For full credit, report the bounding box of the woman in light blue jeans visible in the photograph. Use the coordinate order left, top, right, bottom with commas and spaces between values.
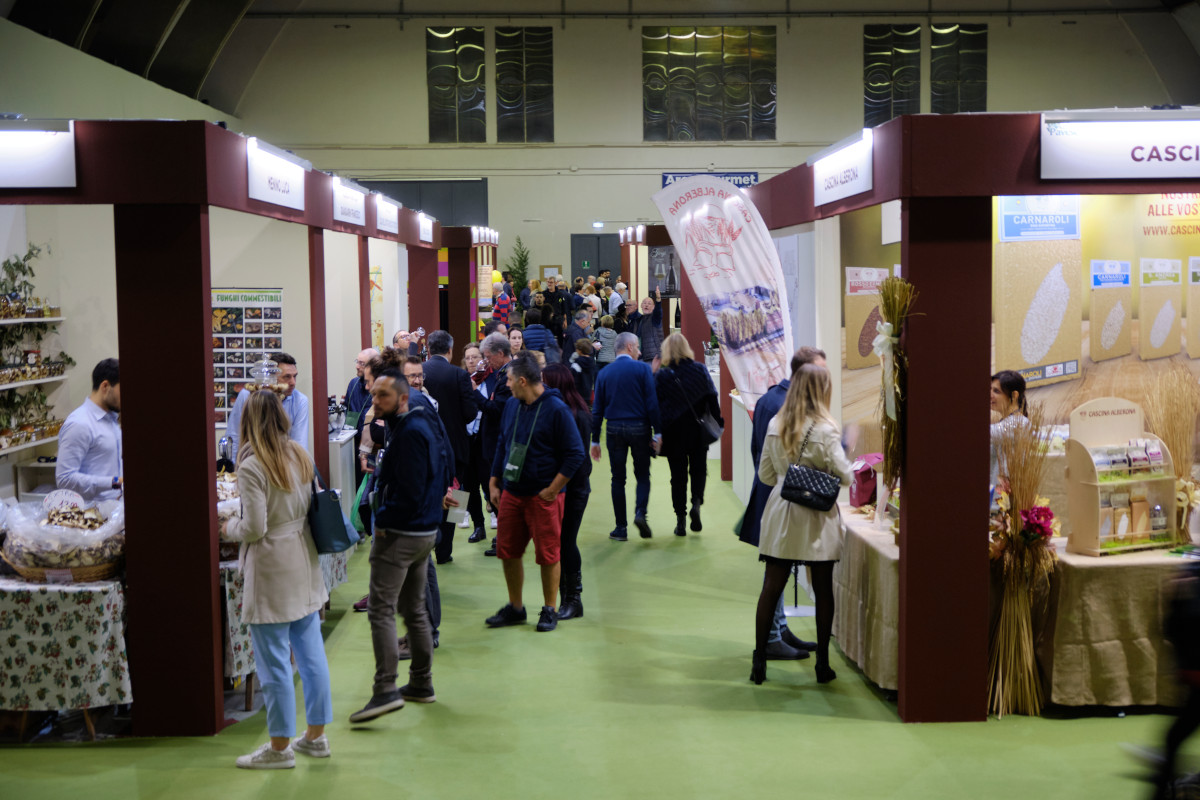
224, 390, 333, 769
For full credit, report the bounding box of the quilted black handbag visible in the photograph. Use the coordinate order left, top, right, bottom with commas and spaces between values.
780, 422, 841, 512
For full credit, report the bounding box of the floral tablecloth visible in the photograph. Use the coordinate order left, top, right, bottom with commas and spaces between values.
0, 578, 132, 711
218, 562, 254, 679
319, 548, 352, 595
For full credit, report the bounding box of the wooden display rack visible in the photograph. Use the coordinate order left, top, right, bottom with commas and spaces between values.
1065, 397, 1176, 556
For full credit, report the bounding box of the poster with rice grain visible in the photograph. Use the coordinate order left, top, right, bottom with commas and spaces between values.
1189, 257, 1200, 359
1088, 260, 1132, 361
1139, 258, 1182, 360
844, 267, 888, 369
211, 288, 285, 425
994, 237, 1082, 387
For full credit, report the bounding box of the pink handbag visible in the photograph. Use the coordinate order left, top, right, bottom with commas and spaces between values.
849, 453, 884, 507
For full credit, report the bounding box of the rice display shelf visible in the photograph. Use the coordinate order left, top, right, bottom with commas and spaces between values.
1065, 396, 1176, 557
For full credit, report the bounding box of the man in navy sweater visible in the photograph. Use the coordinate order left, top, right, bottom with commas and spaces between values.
352, 368, 457, 722
487, 353, 585, 633
590, 332, 663, 540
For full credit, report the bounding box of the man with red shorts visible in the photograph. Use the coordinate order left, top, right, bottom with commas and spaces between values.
486, 352, 585, 632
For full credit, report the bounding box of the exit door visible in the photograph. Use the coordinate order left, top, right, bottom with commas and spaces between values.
570, 234, 620, 279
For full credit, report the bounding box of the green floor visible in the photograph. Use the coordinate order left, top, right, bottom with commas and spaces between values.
0, 454, 1180, 799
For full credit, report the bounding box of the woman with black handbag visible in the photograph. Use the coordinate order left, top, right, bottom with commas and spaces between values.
751, 363, 852, 687
654, 334, 724, 537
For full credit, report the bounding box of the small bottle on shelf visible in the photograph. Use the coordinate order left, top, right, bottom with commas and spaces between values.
1151, 504, 1168, 532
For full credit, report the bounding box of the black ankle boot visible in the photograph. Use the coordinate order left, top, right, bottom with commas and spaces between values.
750, 650, 767, 684
557, 571, 584, 620
674, 515, 687, 536
815, 660, 837, 684
689, 505, 702, 532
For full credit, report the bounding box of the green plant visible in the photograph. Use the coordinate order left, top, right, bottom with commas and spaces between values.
505, 236, 531, 312
54, 350, 76, 368
0, 243, 43, 301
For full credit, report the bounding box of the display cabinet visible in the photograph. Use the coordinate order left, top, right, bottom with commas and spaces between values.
1066, 397, 1176, 556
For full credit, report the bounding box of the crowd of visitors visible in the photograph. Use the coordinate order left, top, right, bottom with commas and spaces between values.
225, 270, 856, 770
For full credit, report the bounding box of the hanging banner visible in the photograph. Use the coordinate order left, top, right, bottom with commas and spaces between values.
652, 176, 793, 411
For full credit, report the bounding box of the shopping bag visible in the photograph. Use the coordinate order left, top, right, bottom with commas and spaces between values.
350, 474, 370, 533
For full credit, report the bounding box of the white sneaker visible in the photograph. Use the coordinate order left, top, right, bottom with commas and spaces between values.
236, 742, 295, 769
457, 516, 471, 529
490, 512, 498, 530
292, 734, 331, 758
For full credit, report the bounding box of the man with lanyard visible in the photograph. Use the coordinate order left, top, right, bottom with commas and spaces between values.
478, 332, 514, 556
227, 352, 309, 461
57, 358, 123, 502
486, 353, 584, 633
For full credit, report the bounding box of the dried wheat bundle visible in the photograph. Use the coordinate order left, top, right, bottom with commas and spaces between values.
1143, 363, 1200, 544
877, 276, 917, 491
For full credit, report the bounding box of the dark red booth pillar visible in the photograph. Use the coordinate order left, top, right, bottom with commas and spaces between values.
898, 196, 991, 722
115, 204, 224, 736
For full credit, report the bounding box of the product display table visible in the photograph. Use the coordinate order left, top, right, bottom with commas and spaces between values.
832, 510, 899, 691
833, 506, 1183, 707
1040, 548, 1181, 707
0, 577, 131, 735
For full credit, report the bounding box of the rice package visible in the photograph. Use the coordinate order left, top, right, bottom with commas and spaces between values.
994, 238, 1082, 387
844, 267, 888, 370
1189, 257, 1200, 359
1138, 258, 1182, 360
1089, 260, 1132, 361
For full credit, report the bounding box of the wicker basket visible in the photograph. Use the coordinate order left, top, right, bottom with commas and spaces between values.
0, 552, 121, 583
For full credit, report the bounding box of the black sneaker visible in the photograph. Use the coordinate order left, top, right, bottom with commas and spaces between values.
348, 689, 405, 723
399, 683, 436, 703
486, 603, 527, 627
484, 537, 498, 557
467, 526, 487, 543
634, 514, 652, 538
609, 527, 628, 541
536, 606, 558, 632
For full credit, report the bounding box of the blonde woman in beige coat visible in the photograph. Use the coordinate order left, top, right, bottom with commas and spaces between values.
752, 364, 853, 687
223, 390, 331, 770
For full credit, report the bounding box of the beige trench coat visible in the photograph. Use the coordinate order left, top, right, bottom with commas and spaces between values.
224, 454, 327, 624
757, 416, 854, 562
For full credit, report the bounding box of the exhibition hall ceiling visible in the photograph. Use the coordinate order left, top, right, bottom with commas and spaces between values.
3, 0, 1199, 114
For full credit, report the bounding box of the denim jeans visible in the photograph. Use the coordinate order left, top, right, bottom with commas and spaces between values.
248, 611, 333, 737
605, 421, 652, 528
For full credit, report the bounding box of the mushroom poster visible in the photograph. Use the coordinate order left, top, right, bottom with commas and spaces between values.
211, 288, 284, 425
651, 176, 793, 411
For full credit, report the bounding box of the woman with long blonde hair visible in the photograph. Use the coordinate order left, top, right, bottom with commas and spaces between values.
752, 363, 852, 686
223, 389, 332, 769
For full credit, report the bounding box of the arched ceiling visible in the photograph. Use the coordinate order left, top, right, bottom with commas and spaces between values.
5, 0, 1200, 114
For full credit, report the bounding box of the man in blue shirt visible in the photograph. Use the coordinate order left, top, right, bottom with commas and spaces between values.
590, 333, 662, 540
227, 352, 310, 461
345, 348, 379, 418
57, 358, 123, 502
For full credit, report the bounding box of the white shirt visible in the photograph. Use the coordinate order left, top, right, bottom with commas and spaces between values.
227, 387, 310, 461
609, 292, 624, 314
56, 397, 123, 502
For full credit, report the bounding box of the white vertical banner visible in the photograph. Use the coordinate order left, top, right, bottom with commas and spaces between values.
652, 176, 794, 411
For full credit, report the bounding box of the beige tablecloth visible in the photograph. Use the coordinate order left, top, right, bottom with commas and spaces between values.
833, 504, 1183, 706
1040, 549, 1181, 707
832, 511, 899, 691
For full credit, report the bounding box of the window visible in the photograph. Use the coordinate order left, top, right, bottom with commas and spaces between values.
496, 27, 554, 143
931, 23, 987, 115
863, 24, 921, 128
643, 26, 776, 142
427, 26, 486, 143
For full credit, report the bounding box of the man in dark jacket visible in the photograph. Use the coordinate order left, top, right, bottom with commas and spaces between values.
590, 333, 662, 541
626, 288, 664, 364
739, 345, 826, 661
479, 332, 515, 556
422, 330, 481, 564
486, 353, 585, 633
351, 369, 456, 722
541, 274, 573, 344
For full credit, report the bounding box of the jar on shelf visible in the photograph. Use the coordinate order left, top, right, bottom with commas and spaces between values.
24, 298, 42, 319
46, 302, 61, 318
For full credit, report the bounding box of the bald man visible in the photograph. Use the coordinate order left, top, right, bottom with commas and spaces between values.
346, 348, 380, 417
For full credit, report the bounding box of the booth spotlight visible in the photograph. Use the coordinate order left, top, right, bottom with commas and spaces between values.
635, 224, 646, 244
592, 221, 604, 229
